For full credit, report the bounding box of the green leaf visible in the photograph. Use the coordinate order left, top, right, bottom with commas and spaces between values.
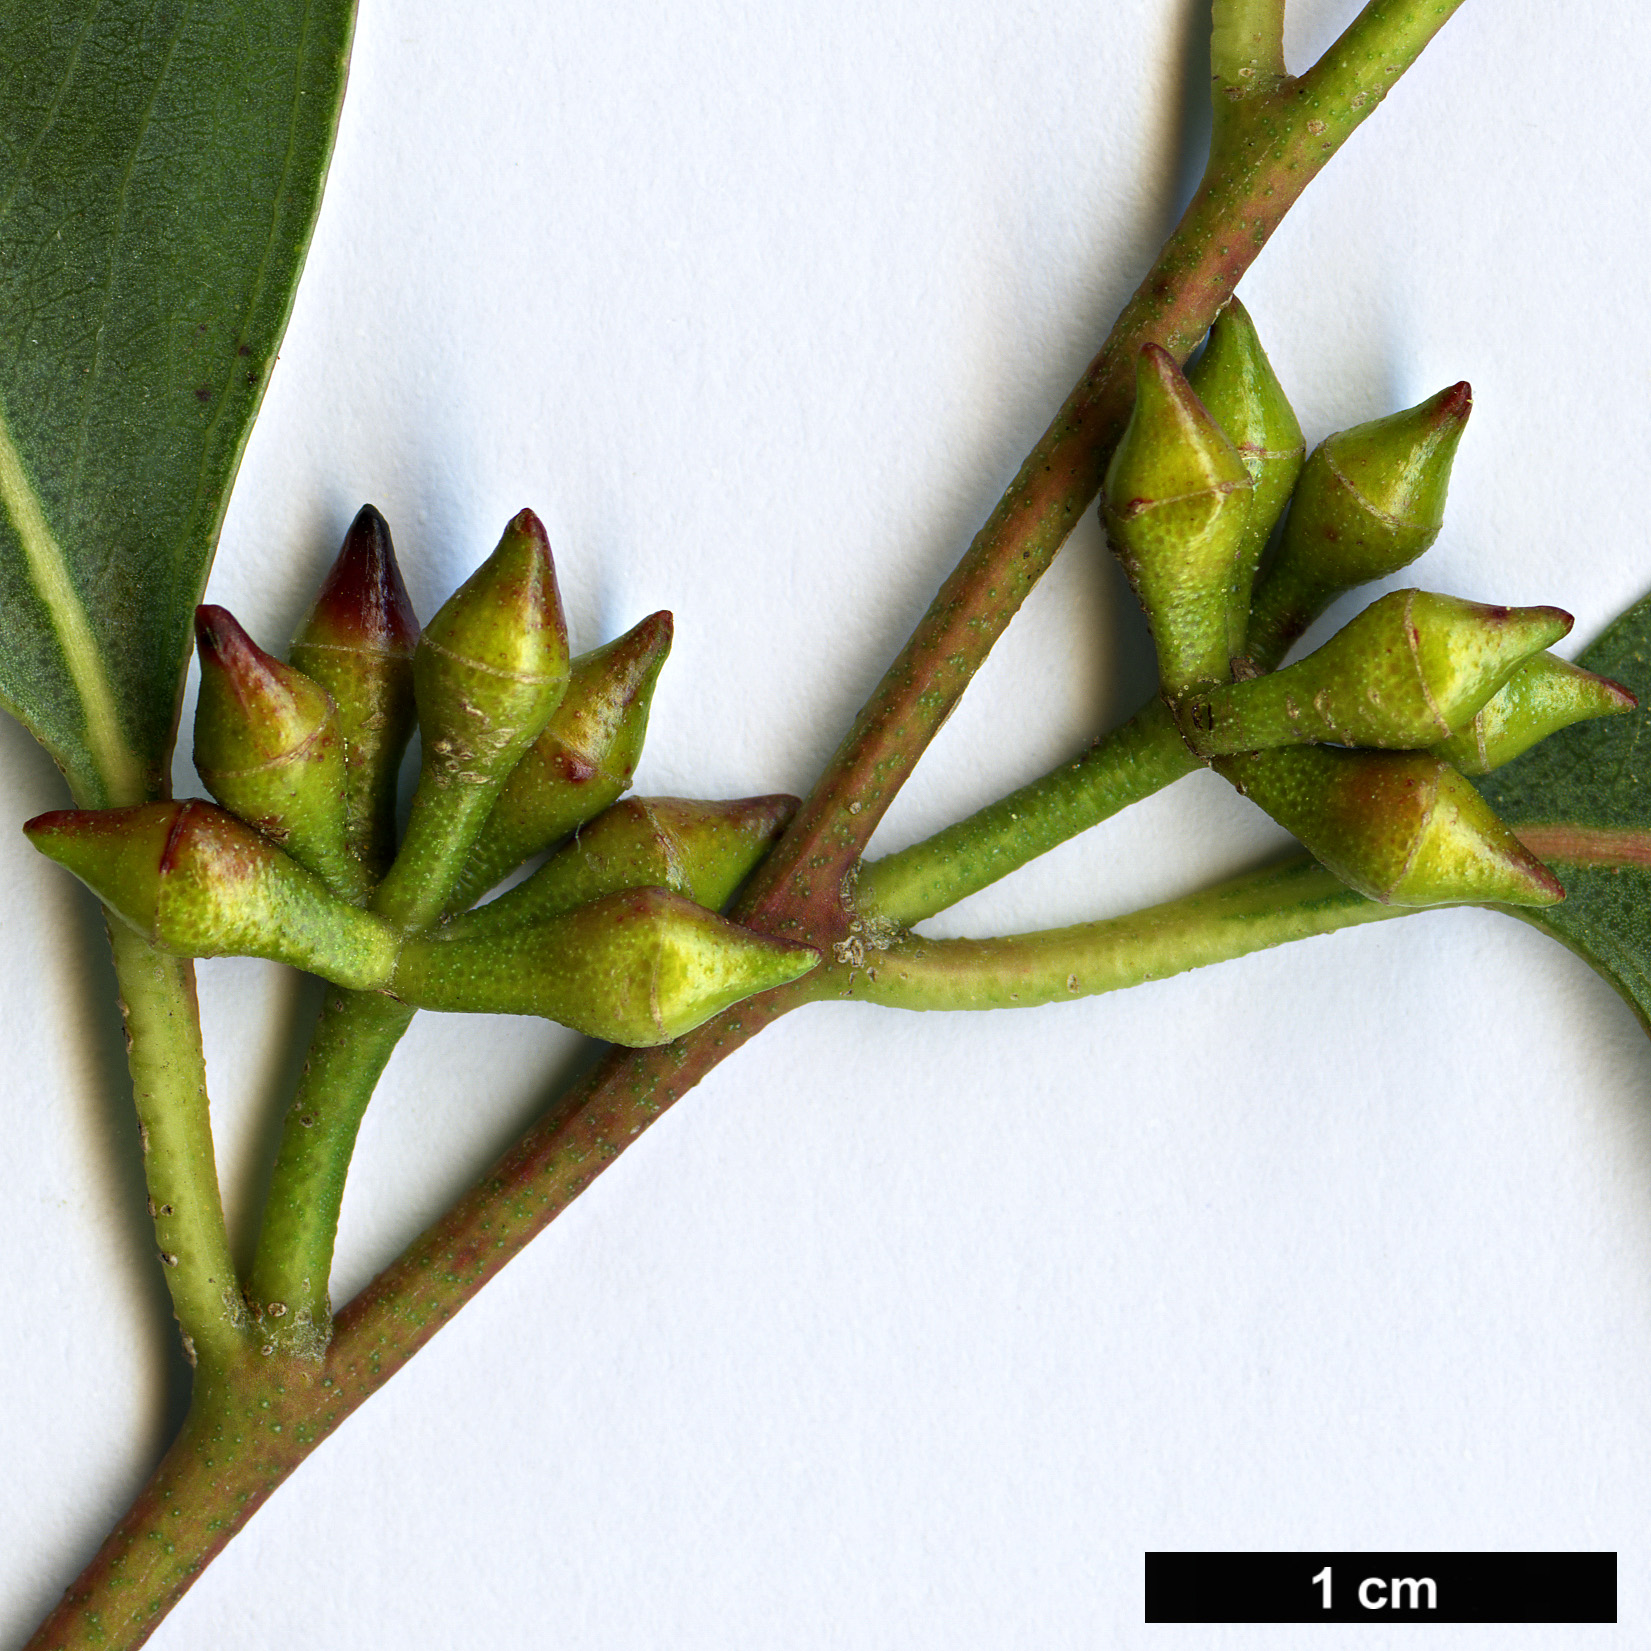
1478, 587, 1651, 1031
0, 0, 356, 807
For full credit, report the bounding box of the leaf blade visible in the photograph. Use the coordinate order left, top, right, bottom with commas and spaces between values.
1478, 587, 1651, 1032
0, 0, 357, 805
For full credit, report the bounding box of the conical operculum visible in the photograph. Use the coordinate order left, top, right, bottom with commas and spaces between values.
413, 508, 570, 779
1433, 652, 1639, 775
289, 505, 420, 879
378, 510, 572, 930
447, 793, 796, 939
1244, 382, 1472, 670
447, 610, 672, 911
1217, 747, 1564, 907
1185, 591, 1572, 756
194, 606, 365, 901
393, 888, 818, 1045
1185, 299, 1304, 658
23, 801, 400, 986
1102, 343, 1253, 697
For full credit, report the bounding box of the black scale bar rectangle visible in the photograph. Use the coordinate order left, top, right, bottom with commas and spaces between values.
1144, 1552, 1615, 1623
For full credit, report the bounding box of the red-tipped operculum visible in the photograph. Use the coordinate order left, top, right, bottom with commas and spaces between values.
1217, 746, 1564, 907
1243, 382, 1472, 670
194, 605, 364, 900
445, 609, 673, 911
1185, 591, 1573, 756
24, 801, 399, 985
289, 505, 421, 880
1433, 652, 1639, 775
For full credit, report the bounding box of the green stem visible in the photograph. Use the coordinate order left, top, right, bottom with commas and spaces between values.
371, 784, 494, 933
246, 728, 536, 1332
1210, 0, 1288, 99
246, 990, 415, 1352
245, 741, 509, 1345
21, 1350, 319, 1651
1298, 1, 1469, 116
104, 925, 247, 1369
858, 697, 1199, 927
845, 854, 1401, 1011
736, 0, 1468, 945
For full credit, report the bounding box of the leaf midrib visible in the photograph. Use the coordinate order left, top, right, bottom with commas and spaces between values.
0, 392, 139, 801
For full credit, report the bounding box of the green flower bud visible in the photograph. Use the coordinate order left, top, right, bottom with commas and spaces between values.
447, 610, 672, 911
414, 507, 571, 776
289, 505, 420, 881
1102, 343, 1253, 696
1244, 382, 1472, 670
376, 509, 571, 930
1433, 652, 1638, 776
193, 605, 366, 902
1185, 590, 1572, 756
447, 793, 796, 940
24, 801, 400, 986
393, 888, 818, 1045
1217, 746, 1563, 907
1185, 298, 1304, 658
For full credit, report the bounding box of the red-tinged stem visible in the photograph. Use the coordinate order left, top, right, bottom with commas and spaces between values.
321, 993, 808, 1365
22, 977, 826, 1651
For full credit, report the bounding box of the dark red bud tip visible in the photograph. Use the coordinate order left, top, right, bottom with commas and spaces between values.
506, 507, 551, 550
23, 808, 80, 839
1603, 677, 1639, 711
306, 505, 419, 653
596, 610, 674, 708
1528, 858, 1567, 904
196, 604, 272, 678
1437, 381, 1472, 424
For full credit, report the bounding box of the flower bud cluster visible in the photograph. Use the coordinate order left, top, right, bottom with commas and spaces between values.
1100, 303, 1636, 908
26, 508, 816, 1044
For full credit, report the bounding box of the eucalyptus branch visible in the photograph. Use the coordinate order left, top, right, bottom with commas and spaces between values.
20, 996, 804, 1651
737, 0, 1468, 944
14, 4, 1508, 1644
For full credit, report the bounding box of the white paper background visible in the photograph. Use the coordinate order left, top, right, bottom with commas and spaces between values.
3, 1, 1649, 1645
